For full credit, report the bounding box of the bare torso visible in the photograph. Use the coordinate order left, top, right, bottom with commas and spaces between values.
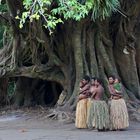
91, 85, 104, 100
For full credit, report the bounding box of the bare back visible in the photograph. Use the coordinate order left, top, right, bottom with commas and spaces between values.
93, 85, 104, 100
89, 85, 96, 97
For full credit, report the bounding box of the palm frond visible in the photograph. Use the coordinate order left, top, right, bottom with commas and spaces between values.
91, 0, 120, 20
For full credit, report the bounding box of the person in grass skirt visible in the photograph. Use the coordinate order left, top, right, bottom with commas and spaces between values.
108, 76, 129, 130
75, 75, 90, 128
87, 78, 110, 131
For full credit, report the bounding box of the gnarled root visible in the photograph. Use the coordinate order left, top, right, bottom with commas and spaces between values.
47, 109, 75, 123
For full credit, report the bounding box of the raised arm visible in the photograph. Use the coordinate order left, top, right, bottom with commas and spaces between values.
91, 88, 97, 99
79, 81, 84, 88
79, 84, 90, 94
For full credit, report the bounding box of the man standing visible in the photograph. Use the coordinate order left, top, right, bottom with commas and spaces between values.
108, 76, 129, 130
75, 75, 90, 128
87, 78, 110, 131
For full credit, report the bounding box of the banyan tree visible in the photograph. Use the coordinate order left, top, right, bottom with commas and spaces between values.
0, 0, 140, 121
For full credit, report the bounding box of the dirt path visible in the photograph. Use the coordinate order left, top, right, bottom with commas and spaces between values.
0, 109, 140, 140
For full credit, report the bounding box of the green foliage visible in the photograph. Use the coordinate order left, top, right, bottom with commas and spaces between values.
17, 0, 120, 33
7, 81, 15, 98
0, 26, 4, 48
51, 0, 93, 21
0, 3, 7, 12
16, 0, 63, 34
90, 0, 120, 20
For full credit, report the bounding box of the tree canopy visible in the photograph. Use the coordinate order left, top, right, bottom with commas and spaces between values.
15, 0, 120, 33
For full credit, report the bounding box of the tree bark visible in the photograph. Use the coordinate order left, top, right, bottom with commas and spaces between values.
0, 0, 140, 121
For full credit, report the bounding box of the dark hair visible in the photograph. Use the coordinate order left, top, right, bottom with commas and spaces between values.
108, 75, 115, 80
83, 75, 90, 82
96, 78, 102, 84
115, 77, 121, 82
91, 77, 97, 81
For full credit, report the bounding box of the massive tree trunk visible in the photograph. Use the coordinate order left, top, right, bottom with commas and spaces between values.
0, 0, 140, 121
0, 78, 8, 105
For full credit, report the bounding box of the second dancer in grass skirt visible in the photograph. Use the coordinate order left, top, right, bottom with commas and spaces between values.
87, 78, 110, 131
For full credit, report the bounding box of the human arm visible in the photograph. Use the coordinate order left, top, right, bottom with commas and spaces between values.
108, 85, 115, 95
91, 88, 97, 99
79, 81, 84, 88
115, 89, 121, 93
79, 84, 90, 94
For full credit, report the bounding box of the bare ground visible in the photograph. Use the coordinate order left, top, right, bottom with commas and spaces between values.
0, 107, 140, 140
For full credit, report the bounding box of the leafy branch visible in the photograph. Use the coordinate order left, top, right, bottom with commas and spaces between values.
15, 0, 120, 33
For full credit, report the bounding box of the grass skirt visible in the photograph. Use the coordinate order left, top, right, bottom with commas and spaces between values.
87, 100, 110, 130
75, 98, 87, 128
87, 98, 92, 116
110, 98, 129, 130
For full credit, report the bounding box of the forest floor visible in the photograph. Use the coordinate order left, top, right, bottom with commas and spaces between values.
0, 107, 140, 140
